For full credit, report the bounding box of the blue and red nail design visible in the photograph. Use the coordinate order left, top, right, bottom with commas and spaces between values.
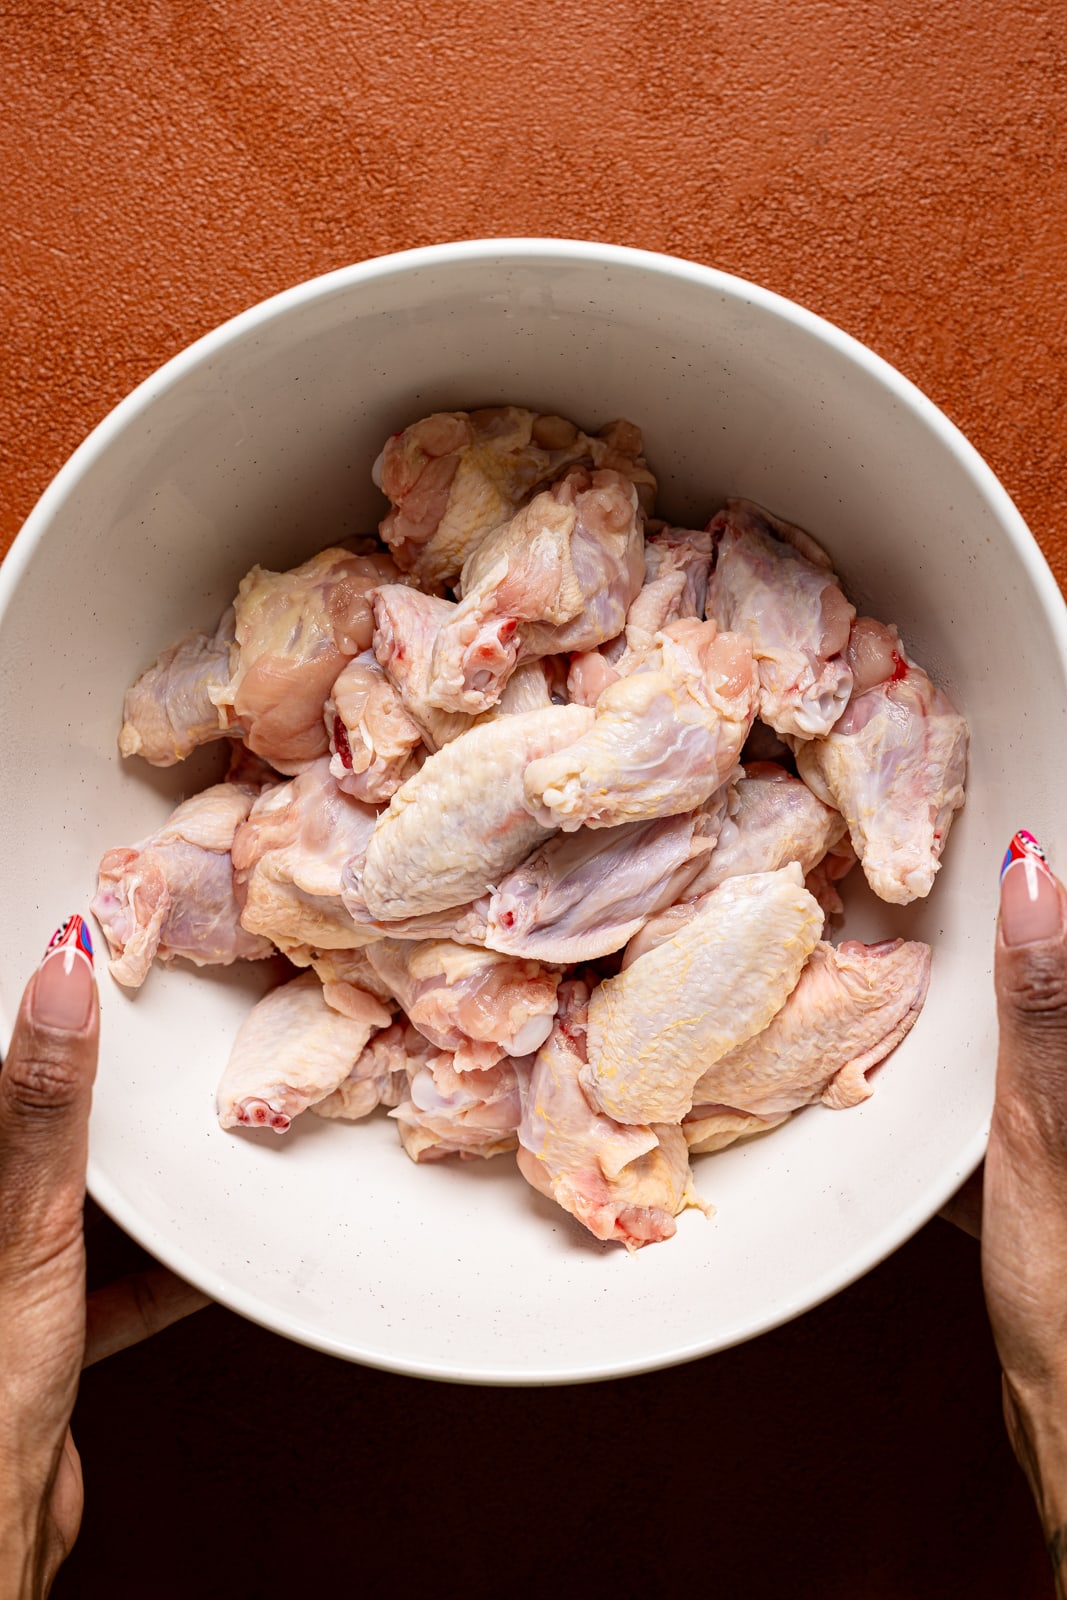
43, 914, 94, 968
1000, 830, 1051, 884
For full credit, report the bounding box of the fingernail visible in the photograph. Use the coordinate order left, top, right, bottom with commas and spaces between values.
1000, 832, 1063, 947
32, 916, 96, 1031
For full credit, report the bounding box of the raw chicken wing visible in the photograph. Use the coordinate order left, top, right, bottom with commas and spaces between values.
217, 971, 391, 1132
684, 762, 848, 898
232, 759, 378, 952
212, 545, 403, 772
795, 618, 968, 904
690, 936, 931, 1120
365, 938, 560, 1069
119, 608, 239, 766
524, 619, 756, 830
484, 792, 728, 964
705, 500, 854, 739
92, 782, 273, 988
326, 650, 424, 801
516, 981, 702, 1249
359, 704, 593, 919
583, 864, 824, 1124
427, 468, 646, 714
376, 407, 655, 590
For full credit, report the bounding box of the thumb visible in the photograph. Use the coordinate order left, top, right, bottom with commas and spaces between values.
994, 832, 1067, 1156
0, 916, 99, 1273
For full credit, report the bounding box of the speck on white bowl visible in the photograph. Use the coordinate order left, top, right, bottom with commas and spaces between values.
1, 240, 1064, 1384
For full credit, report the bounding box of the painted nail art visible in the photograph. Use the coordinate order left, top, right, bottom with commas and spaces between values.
33, 915, 96, 1030
42, 914, 95, 972
1000, 830, 1051, 882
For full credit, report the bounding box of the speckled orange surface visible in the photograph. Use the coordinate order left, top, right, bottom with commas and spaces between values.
3, 9, 1064, 1598
3, 1, 1066, 581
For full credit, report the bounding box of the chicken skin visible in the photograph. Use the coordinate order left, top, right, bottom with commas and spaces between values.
371, 585, 477, 751
217, 971, 391, 1132
566, 524, 713, 707
516, 981, 701, 1249
359, 704, 594, 919
427, 468, 646, 714
92, 782, 274, 988
705, 500, 855, 739
287, 945, 398, 1008
210, 545, 402, 773
365, 938, 560, 1069
376, 407, 655, 590
689, 936, 932, 1124
524, 619, 756, 831
339, 866, 490, 947
584, 864, 824, 1125
795, 618, 968, 904
484, 792, 728, 964
325, 650, 424, 802
232, 758, 378, 953
392, 1050, 527, 1162
684, 761, 848, 899
310, 1017, 422, 1122
119, 608, 240, 766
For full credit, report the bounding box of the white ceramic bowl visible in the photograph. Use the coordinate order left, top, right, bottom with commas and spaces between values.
2, 240, 1064, 1384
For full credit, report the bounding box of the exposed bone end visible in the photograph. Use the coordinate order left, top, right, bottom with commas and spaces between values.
230, 1097, 291, 1134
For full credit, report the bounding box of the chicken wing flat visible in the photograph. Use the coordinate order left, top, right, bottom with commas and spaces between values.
705, 499, 854, 739
689, 936, 931, 1123
359, 704, 593, 919
376, 407, 655, 590
216, 971, 392, 1133
524, 619, 756, 831
92, 781, 273, 988
484, 793, 728, 964
583, 864, 824, 1125
795, 618, 968, 904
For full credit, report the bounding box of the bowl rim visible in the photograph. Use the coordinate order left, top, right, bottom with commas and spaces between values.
4, 238, 1065, 1383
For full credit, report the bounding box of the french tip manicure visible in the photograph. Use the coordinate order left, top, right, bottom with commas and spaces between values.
999, 830, 1049, 884
32, 915, 96, 1030
1000, 833, 1062, 948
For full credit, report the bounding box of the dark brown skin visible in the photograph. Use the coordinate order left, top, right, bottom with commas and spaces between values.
944, 850, 1067, 1595
0, 940, 206, 1597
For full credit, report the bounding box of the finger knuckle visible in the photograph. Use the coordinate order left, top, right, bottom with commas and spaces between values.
1001, 947, 1067, 1025
2, 1042, 85, 1116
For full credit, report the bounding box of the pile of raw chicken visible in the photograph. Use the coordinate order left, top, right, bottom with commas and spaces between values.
92, 407, 968, 1251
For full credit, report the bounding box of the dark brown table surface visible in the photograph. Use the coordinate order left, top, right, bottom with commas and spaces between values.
3, 4, 1065, 1595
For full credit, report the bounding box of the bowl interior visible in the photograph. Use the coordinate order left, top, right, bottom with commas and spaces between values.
1, 242, 1062, 1382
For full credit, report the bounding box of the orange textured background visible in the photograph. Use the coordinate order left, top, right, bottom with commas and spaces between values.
3, 0, 1067, 579
3, 6, 1065, 1598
